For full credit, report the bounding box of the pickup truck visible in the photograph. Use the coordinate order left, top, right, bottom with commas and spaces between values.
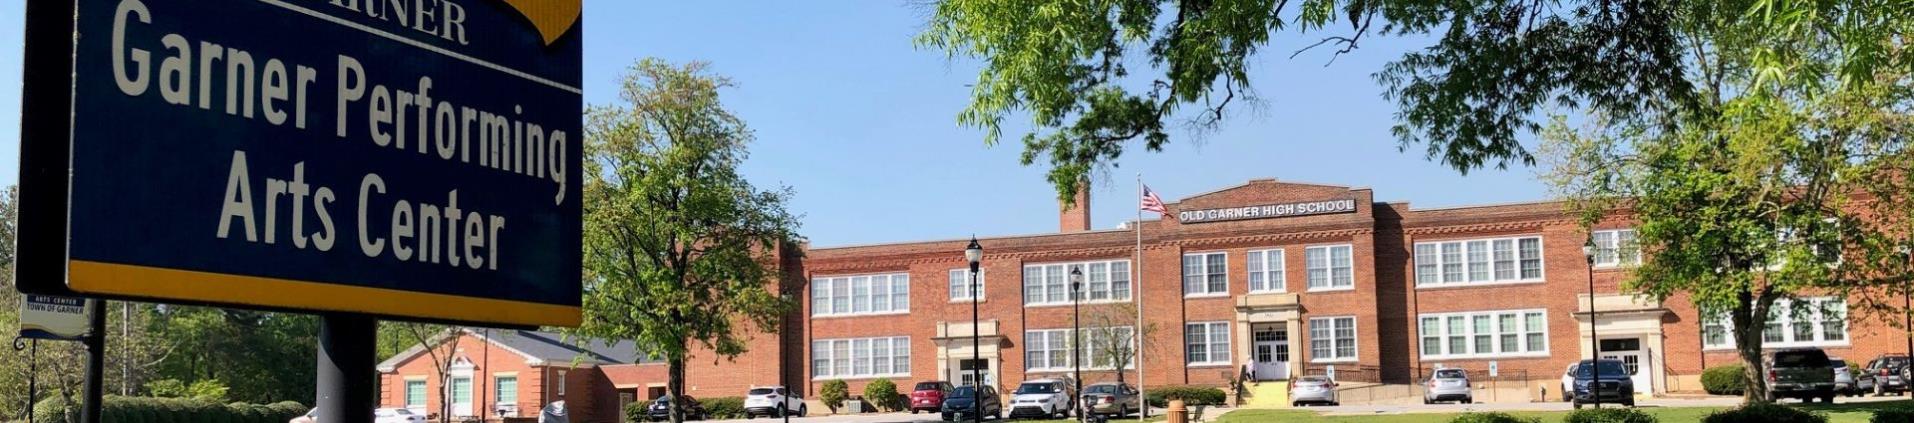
1767, 348, 1837, 403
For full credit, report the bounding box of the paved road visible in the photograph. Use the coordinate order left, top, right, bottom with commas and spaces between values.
1310, 394, 1907, 416
700, 410, 1161, 423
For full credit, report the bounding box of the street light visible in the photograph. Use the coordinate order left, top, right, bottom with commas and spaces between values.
965, 237, 984, 422
1583, 237, 1601, 409
1902, 246, 1912, 368
1070, 267, 1085, 422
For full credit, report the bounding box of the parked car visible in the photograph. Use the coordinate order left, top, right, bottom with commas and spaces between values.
1079, 382, 1141, 417
1766, 348, 1837, 403
1570, 359, 1635, 409
1009, 379, 1076, 419
743, 385, 806, 418
1290, 376, 1340, 407
910, 381, 956, 414
1559, 362, 1579, 402
1833, 358, 1858, 397
291, 408, 426, 423
940, 385, 1003, 422
1423, 368, 1473, 404
643, 395, 707, 421
1860, 354, 1910, 396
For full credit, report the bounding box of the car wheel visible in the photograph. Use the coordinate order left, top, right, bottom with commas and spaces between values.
1624, 400, 1636, 408
1877, 383, 1887, 396
1464, 397, 1473, 404
1292, 402, 1301, 407
799, 405, 808, 417
1423, 397, 1432, 405
1573, 402, 1584, 410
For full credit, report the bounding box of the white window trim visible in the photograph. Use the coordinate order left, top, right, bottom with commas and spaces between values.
1022, 259, 1134, 307
1024, 328, 1136, 372
1304, 244, 1356, 292
1702, 297, 1850, 351
810, 336, 912, 380
1416, 309, 1551, 360
1591, 229, 1642, 269
1183, 252, 1230, 297
1413, 236, 1547, 288
403, 376, 428, 410
1247, 248, 1287, 293
493, 373, 520, 406
949, 268, 986, 303
1308, 316, 1359, 363
1184, 321, 1233, 367
811, 273, 911, 317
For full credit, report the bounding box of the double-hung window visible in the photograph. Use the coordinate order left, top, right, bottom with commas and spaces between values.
1025, 327, 1136, 371
1703, 297, 1849, 349
1247, 249, 1286, 292
812, 336, 911, 379
1415, 236, 1544, 286
812, 274, 909, 316
1305, 245, 1353, 290
1308, 317, 1357, 362
404, 378, 426, 411
1417, 309, 1548, 359
948, 269, 984, 302
1182, 253, 1228, 296
1184, 322, 1231, 365
1023, 260, 1132, 306
1591, 229, 1641, 268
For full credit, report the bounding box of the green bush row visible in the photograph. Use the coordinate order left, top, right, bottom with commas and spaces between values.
1563, 408, 1658, 423
1873, 407, 1914, 423
1702, 402, 1826, 423
1450, 412, 1540, 423
33, 395, 304, 423
1143, 386, 1226, 408
1701, 364, 1747, 396
862, 379, 904, 412
702, 397, 744, 420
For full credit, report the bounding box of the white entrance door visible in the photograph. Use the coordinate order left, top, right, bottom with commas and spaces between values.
1252, 326, 1289, 381
1600, 338, 1650, 393
954, 358, 992, 387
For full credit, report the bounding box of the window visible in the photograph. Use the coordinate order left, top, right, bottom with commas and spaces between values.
1185, 322, 1231, 365
948, 269, 984, 301
495, 375, 518, 405
1305, 245, 1354, 290
1182, 253, 1228, 296
1592, 229, 1641, 268
450, 377, 473, 411
404, 379, 426, 410
1309, 317, 1357, 362
811, 274, 910, 316
1415, 236, 1544, 286
1023, 260, 1132, 306
554, 370, 566, 396
812, 336, 911, 379
1416, 309, 1548, 358
1247, 249, 1286, 292
1702, 297, 1849, 349
1024, 327, 1135, 371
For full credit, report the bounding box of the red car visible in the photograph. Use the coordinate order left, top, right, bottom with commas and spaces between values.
909, 381, 955, 414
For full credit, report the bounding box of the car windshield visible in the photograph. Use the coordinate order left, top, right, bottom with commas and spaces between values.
1434, 369, 1466, 379
1016, 383, 1059, 395
1576, 361, 1629, 378
391, 409, 413, 415
951, 387, 978, 398
915, 382, 944, 391
1775, 351, 1831, 368
1085, 385, 1121, 394
748, 388, 775, 395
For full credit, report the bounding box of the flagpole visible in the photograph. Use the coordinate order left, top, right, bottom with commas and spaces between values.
1135, 173, 1146, 420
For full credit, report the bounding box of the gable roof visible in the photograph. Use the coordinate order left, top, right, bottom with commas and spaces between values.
377, 327, 658, 372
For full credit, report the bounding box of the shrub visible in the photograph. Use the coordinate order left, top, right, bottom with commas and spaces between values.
1873, 408, 1914, 423
1565, 407, 1659, 423
702, 396, 745, 419
1701, 365, 1747, 396
31, 396, 305, 423
1701, 402, 1827, 423
1450, 412, 1542, 423
34, 396, 72, 423
862, 379, 903, 412
819, 379, 850, 412
1143, 386, 1227, 408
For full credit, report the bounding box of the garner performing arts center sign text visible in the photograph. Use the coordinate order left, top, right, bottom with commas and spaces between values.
1178, 199, 1358, 223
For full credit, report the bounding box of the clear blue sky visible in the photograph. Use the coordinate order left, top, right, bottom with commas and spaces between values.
0, 1, 1549, 247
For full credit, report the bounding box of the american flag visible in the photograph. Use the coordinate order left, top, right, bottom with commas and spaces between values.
1141, 184, 1172, 220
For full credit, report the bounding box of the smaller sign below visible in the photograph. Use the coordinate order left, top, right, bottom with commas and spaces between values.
1177, 198, 1358, 223
20, 294, 92, 340
1489, 361, 1500, 377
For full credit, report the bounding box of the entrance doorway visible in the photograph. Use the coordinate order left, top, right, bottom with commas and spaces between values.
1600, 338, 1650, 393
953, 358, 993, 387
1251, 324, 1289, 381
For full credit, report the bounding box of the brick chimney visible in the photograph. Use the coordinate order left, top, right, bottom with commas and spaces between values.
1060, 180, 1091, 232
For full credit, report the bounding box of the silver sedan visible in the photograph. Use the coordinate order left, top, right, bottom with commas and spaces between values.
1290, 376, 1340, 406
1424, 368, 1473, 404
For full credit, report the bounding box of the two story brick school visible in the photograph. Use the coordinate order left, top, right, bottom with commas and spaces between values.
376, 178, 1912, 421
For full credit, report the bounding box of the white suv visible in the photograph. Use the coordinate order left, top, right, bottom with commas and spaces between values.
1009, 379, 1075, 419
743, 386, 807, 418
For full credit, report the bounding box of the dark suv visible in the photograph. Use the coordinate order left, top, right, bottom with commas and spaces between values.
1766, 348, 1837, 403
940, 385, 1002, 422
1570, 359, 1635, 409
1861, 355, 1910, 396
642, 395, 706, 422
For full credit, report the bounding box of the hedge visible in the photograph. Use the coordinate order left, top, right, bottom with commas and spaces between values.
1702, 402, 1827, 423
34, 396, 305, 423
862, 379, 903, 412
1143, 386, 1227, 408
819, 379, 849, 412
624, 401, 648, 422
702, 396, 745, 420
1565, 407, 1659, 423
1701, 364, 1747, 396
1450, 412, 1542, 423
1874, 408, 1914, 423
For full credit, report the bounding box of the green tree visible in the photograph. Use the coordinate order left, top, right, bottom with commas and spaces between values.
571, 58, 802, 423
915, 0, 1910, 202
1537, 2, 1914, 403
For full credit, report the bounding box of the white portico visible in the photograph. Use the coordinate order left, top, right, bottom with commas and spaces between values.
1574, 294, 1672, 396
1236, 293, 1303, 381
934, 320, 1009, 388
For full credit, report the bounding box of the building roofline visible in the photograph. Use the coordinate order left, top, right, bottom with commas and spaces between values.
1407, 198, 1564, 212
1172, 178, 1369, 203
808, 226, 1137, 251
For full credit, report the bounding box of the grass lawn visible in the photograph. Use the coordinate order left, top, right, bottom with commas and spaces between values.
1017, 400, 1914, 423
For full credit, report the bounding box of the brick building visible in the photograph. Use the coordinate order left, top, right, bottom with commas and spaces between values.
380, 178, 1913, 420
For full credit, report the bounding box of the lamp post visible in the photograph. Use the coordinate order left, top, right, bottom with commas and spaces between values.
1070, 267, 1085, 422
965, 237, 984, 422
1583, 237, 1601, 409
1902, 246, 1912, 367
